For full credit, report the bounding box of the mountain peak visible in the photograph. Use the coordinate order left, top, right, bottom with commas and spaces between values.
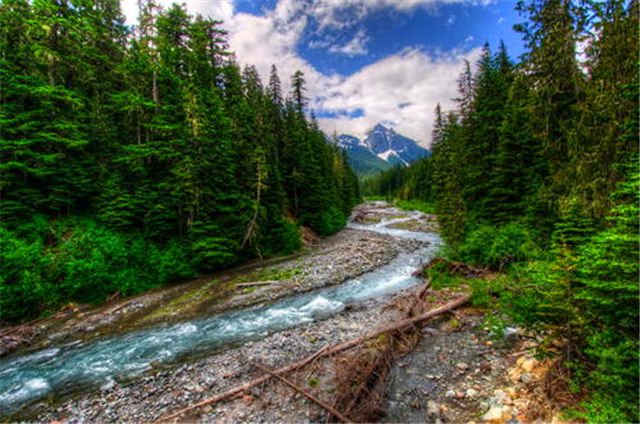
371, 123, 395, 134
373, 123, 388, 131
332, 125, 430, 176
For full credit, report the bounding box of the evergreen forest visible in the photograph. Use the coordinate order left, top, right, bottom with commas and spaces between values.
365, 1, 638, 421
0, 0, 359, 323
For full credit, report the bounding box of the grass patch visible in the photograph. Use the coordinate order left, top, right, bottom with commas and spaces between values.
393, 199, 435, 214
235, 266, 303, 283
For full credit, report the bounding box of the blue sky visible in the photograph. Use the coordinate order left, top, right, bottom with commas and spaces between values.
234, 0, 524, 76
121, 0, 526, 146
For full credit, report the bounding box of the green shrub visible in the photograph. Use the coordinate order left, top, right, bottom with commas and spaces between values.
455, 221, 542, 269
260, 217, 301, 256
0, 217, 195, 323
425, 261, 465, 289
0, 227, 49, 321
318, 206, 346, 236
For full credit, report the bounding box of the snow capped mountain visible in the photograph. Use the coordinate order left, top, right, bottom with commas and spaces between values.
335, 134, 393, 175
364, 123, 429, 164
332, 124, 429, 175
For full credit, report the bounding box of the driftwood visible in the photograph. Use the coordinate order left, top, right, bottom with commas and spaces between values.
105, 300, 135, 315
235, 281, 279, 288
249, 361, 353, 424
356, 252, 373, 265
158, 294, 469, 422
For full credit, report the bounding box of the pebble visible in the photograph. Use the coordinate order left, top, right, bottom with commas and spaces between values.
455, 362, 469, 371
465, 388, 478, 398
520, 373, 535, 383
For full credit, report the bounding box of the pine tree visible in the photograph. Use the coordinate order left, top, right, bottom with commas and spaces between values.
461, 43, 513, 221
515, 0, 583, 202
568, 0, 639, 220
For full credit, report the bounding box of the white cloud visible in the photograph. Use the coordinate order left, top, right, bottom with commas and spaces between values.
316, 46, 483, 147
328, 29, 369, 56
303, 0, 495, 30
497, 16, 505, 24
121, 0, 234, 25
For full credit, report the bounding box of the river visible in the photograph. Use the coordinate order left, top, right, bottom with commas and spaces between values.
0, 204, 440, 418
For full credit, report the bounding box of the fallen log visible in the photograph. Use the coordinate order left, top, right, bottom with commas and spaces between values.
158, 294, 469, 422
331, 279, 432, 421
235, 280, 279, 288
106, 291, 122, 303
249, 361, 353, 424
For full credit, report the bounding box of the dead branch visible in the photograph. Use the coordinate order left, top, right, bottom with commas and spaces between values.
106, 291, 122, 303
235, 281, 279, 288
157, 294, 469, 422
331, 280, 432, 422
249, 361, 353, 424
105, 300, 135, 315
356, 252, 373, 265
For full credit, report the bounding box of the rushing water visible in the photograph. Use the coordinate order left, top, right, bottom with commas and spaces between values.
0, 206, 440, 416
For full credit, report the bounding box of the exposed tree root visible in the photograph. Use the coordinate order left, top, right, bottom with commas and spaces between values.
329, 280, 434, 422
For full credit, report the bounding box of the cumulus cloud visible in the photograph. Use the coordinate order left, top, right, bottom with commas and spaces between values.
328, 29, 369, 56
120, 0, 234, 25
303, 0, 495, 30
316, 46, 483, 147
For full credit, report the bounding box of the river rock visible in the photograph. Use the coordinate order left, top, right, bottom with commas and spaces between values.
483, 405, 511, 423
426, 400, 440, 418
455, 362, 469, 371
520, 358, 538, 373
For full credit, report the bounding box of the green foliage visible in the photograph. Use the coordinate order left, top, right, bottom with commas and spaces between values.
0, 1, 360, 322
455, 222, 542, 270
393, 199, 435, 215
425, 263, 465, 290
360, 156, 432, 203
0, 217, 195, 322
